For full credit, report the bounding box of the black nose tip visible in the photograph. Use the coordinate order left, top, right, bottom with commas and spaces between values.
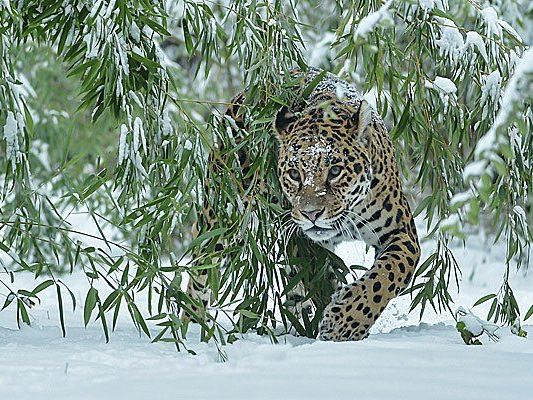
301, 208, 325, 222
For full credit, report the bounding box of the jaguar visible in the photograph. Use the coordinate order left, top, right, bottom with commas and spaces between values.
186, 68, 421, 341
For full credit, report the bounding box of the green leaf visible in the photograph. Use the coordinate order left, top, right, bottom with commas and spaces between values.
238, 309, 259, 319
524, 305, 533, 321
32, 280, 55, 295
84, 287, 98, 327
130, 52, 161, 69
1, 293, 16, 311
56, 284, 66, 337
17, 300, 31, 326
473, 294, 497, 307
301, 70, 327, 99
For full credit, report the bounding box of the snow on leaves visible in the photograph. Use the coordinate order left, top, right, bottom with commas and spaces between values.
425, 76, 457, 111
455, 307, 500, 345
118, 117, 149, 181
434, 17, 465, 65
433, 17, 491, 67
353, 0, 394, 39
418, 0, 449, 12
480, 7, 503, 38
2, 111, 22, 164
480, 70, 502, 119
464, 31, 488, 63
475, 48, 533, 159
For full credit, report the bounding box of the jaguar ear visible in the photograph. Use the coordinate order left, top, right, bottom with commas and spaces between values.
351, 99, 373, 146
274, 106, 298, 140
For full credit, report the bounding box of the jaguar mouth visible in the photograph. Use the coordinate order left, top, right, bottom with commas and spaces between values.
302, 225, 337, 241
305, 226, 333, 234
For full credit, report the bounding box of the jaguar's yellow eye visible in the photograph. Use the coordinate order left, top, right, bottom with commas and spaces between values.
328, 165, 342, 180
288, 168, 301, 181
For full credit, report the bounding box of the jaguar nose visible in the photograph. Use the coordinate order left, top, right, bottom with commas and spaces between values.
300, 208, 325, 222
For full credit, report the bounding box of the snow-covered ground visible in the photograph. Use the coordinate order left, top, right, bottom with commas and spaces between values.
1, 226, 533, 399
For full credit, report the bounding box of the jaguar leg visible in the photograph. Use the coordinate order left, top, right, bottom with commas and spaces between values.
319, 230, 420, 341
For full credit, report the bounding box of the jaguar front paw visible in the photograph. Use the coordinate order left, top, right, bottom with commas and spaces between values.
318, 283, 373, 341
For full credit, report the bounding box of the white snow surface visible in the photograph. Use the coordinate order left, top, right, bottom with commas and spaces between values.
1, 223, 533, 399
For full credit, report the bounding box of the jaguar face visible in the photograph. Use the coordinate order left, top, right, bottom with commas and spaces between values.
275, 99, 374, 242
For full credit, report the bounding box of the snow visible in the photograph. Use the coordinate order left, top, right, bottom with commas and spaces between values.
103, 0, 116, 19
307, 32, 335, 66
130, 21, 141, 42
354, 0, 393, 39
480, 7, 503, 38
464, 31, 488, 62
426, 76, 457, 110
475, 47, 533, 158
439, 213, 460, 230
450, 190, 472, 206
513, 205, 527, 220
115, 34, 130, 76
463, 160, 487, 180
117, 118, 148, 178
2, 110, 21, 162
456, 307, 501, 341
82, 33, 99, 59
432, 20, 490, 66
456, 306, 485, 336
434, 17, 464, 64
1, 0, 12, 12
480, 70, 502, 119
513, 206, 529, 234
133, 116, 146, 153
498, 20, 523, 44
418, 0, 448, 12
89, 0, 105, 20
118, 124, 128, 163
2, 3, 533, 398
433, 76, 457, 94
2, 221, 533, 399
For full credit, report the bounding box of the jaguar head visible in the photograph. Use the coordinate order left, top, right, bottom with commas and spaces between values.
275, 98, 374, 242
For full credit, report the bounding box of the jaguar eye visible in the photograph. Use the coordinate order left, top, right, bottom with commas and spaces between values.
328, 165, 342, 180
288, 168, 301, 182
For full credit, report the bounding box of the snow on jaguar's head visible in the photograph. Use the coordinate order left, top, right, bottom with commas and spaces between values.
275, 98, 374, 242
